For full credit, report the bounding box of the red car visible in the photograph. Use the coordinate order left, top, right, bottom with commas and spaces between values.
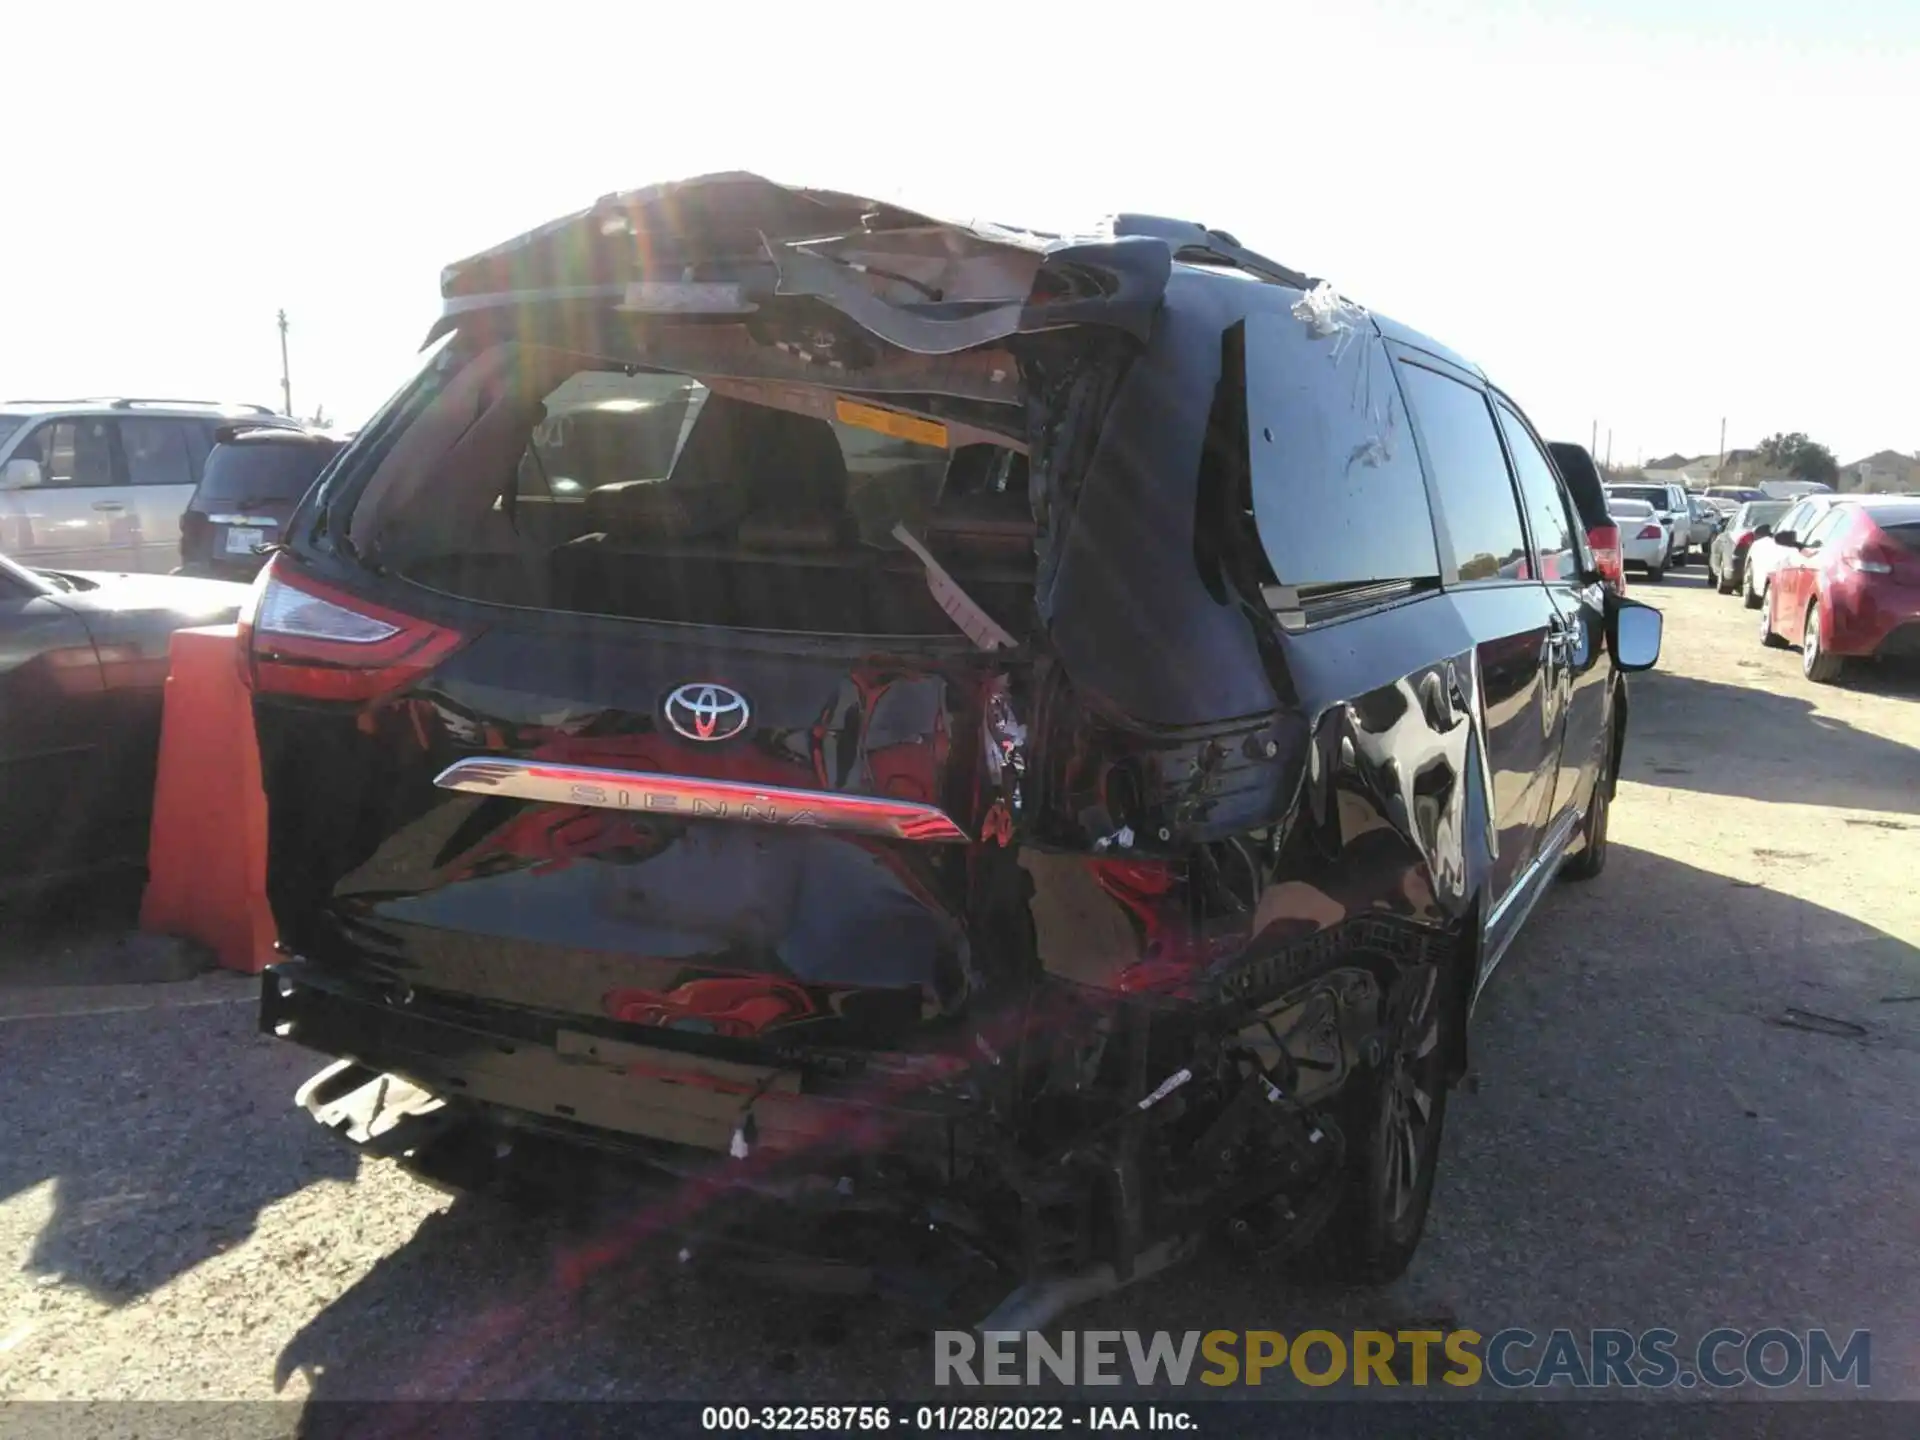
1759, 497, 1920, 683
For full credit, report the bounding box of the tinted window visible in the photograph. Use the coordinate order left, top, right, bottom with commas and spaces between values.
1397, 363, 1526, 582
119, 419, 197, 487
1243, 311, 1439, 588
1802, 507, 1852, 547
1607, 484, 1667, 508
1496, 403, 1578, 582
1545, 441, 1607, 530
19, 418, 115, 487
198, 438, 341, 505
1775, 501, 1813, 536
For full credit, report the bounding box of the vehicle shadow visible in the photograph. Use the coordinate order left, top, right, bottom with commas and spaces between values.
273, 845, 1920, 1408
1625, 667, 1920, 815
0, 981, 356, 1305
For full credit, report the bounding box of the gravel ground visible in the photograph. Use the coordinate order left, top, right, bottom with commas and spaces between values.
3, 572, 1917, 1413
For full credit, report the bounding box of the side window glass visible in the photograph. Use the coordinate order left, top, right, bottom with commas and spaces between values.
119, 419, 198, 487
1242, 309, 1439, 589
1396, 363, 1528, 582
39, 419, 117, 488
1803, 508, 1847, 547
1495, 402, 1578, 582
184, 422, 216, 479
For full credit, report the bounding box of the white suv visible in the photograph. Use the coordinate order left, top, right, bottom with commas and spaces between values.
0, 398, 290, 573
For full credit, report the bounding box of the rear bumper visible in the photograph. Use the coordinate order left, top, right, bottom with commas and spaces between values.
261, 960, 960, 1161
1821, 575, 1920, 658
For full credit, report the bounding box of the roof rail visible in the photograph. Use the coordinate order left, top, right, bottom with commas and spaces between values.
4, 397, 279, 414
1108, 215, 1314, 289
3, 396, 122, 406
109, 398, 278, 414
212, 419, 325, 445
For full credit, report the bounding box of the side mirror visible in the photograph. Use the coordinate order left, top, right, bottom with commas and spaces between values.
1771, 530, 1798, 549
1754, 525, 1772, 538
1607, 597, 1662, 673
0, 458, 43, 490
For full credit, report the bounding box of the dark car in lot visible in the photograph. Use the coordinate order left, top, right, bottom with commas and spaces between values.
249, 173, 1662, 1320
1759, 497, 1920, 682
1547, 441, 1625, 595
0, 553, 245, 893
1707, 499, 1789, 595
178, 423, 345, 580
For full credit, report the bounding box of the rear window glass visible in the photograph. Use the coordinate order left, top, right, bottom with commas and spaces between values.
1862, 502, 1920, 550
340, 340, 1031, 637
1607, 485, 1667, 508
199, 438, 340, 504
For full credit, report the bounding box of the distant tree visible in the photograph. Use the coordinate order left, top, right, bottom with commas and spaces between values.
304, 404, 331, 429
1757, 431, 1838, 485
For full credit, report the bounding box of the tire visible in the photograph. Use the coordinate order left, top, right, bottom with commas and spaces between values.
1645, 562, 1665, 583
1714, 556, 1734, 594
1304, 961, 1453, 1286
1743, 567, 1764, 609
1802, 601, 1846, 684
1759, 583, 1787, 647
1561, 746, 1612, 882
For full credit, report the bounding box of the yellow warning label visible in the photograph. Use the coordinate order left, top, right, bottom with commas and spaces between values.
835, 399, 949, 449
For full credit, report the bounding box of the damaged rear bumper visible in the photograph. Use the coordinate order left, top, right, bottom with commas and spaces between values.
262, 960, 960, 1162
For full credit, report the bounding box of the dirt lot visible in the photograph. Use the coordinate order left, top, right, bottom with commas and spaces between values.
4, 573, 1918, 1409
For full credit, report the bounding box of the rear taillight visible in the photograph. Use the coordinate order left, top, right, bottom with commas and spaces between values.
1637, 524, 1663, 540
1732, 528, 1755, 549
1844, 551, 1894, 575
1586, 525, 1625, 595
239, 554, 469, 701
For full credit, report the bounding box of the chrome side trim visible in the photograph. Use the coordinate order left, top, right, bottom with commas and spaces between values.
432, 757, 971, 843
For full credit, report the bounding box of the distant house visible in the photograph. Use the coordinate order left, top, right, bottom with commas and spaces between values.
1641, 453, 1693, 483
1643, 450, 1763, 488
1841, 450, 1920, 494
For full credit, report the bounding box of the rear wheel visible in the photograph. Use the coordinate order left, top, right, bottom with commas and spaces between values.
1759, 583, 1786, 647
1561, 745, 1612, 882
1645, 561, 1665, 583
1803, 601, 1846, 684
1303, 961, 1452, 1285
1714, 556, 1735, 594
1743, 566, 1764, 608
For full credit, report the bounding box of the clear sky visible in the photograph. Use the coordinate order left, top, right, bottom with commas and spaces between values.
6, 0, 1914, 466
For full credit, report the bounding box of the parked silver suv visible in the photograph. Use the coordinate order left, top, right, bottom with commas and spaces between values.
0, 398, 291, 573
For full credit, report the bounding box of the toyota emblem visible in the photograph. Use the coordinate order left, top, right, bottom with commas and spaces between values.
664, 683, 751, 742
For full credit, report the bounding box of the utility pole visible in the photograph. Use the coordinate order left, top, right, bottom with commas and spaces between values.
1605, 429, 1613, 470
1591, 419, 1598, 457
1716, 415, 1726, 484
277, 310, 293, 418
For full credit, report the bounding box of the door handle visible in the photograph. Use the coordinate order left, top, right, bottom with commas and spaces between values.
92, 501, 126, 512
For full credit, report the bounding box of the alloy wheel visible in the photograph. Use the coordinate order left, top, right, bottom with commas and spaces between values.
1380, 965, 1442, 1226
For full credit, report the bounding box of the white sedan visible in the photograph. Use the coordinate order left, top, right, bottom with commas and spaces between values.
1608, 498, 1670, 581
1742, 494, 1858, 608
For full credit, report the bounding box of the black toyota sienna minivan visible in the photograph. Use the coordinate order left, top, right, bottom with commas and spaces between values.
248, 173, 1661, 1324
